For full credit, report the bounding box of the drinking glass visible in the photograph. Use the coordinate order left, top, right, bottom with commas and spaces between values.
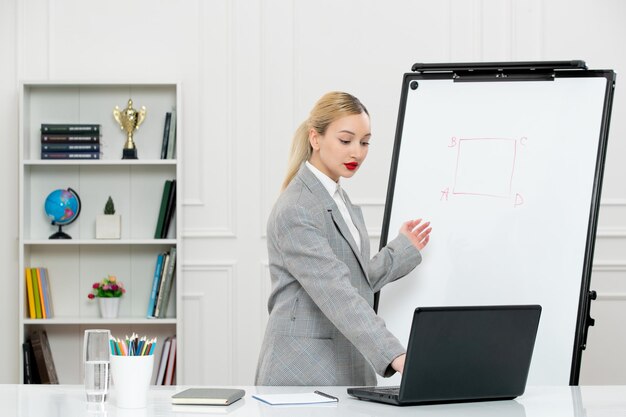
84, 329, 111, 403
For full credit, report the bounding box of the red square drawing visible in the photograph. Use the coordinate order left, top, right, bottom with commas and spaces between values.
453, 138, 517, 198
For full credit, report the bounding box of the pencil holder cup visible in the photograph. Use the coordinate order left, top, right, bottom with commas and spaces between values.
110, 355, 154, 408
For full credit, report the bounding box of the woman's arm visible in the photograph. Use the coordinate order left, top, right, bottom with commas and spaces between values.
367, 219, 431, 293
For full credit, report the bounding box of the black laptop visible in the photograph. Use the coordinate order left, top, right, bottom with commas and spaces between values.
348, 305, 541, 406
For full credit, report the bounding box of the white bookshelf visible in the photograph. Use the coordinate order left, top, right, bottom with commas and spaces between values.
18, 82, 182, 384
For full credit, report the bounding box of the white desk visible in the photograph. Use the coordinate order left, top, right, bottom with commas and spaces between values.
1, 385, 625, 416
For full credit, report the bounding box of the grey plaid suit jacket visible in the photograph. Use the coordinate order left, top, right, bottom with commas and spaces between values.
255, 164, 421, 386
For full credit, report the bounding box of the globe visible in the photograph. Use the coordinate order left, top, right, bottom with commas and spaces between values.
44, 188, 81, 239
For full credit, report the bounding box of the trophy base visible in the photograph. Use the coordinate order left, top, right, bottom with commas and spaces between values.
122, 148, 138, 159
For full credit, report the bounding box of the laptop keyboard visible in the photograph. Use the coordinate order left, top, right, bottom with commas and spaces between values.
369, 386, 400, 394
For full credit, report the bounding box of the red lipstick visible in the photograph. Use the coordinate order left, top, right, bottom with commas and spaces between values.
344, 162, 358, 171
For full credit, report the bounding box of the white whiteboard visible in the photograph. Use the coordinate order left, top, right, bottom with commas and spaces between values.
378, 73, 612, 385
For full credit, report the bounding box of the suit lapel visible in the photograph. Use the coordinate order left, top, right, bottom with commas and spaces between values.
329, 209, 366, 272
297, 165, 367, 275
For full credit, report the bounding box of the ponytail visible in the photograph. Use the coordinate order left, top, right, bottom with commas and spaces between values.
281, 121, 312, 191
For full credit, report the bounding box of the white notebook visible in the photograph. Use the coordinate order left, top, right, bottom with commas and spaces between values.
252, 391, 338, 406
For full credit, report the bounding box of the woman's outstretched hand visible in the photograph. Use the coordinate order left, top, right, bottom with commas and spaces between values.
399, 219, 431, 251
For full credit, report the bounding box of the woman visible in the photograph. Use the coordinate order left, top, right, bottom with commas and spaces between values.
255, 91, 431, 386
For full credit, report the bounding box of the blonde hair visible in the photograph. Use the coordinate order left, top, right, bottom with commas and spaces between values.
282, 91, 369, 190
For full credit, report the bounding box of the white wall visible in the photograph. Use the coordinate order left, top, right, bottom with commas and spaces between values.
0, 0, 624, 384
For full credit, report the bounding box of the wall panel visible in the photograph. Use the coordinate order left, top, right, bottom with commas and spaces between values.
260, 0, 294, 234
185, 0, 236, 238
182, 263, 234, 385
0, 0, 19, 383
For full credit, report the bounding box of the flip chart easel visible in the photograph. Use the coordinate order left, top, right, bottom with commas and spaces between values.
378, 61, 615, 385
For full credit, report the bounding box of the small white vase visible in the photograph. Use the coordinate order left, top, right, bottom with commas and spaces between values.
96, 214, 122, 239
98, 297, 120, 319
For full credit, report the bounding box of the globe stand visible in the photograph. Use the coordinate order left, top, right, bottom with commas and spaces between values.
45, 187, 81, 240
49, 224, 72, 239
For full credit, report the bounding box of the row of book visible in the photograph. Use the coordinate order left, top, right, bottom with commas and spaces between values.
39, 110, 178, 160
23, 330, 59, 384
25, 268, 54, 319
27, 251, 175, 321
23, 330, 178, 385
161, 109, 177, 159
40, 123, 101, 160
147, 247, 177, 318
155, 335, 177, 385
155, 179, 177, 238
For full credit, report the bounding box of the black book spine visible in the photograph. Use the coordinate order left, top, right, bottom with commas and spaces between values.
161, 112, 172, 159
25, 339, 41, 383
22, 342, 32, 384
161, 179, 177, 238
154, 181, 172, 239
30, 331, 49, 384
41, 124, 100, 135
41, 151, 100, 160
41, 135, 100, 143
42, 143, 100, 152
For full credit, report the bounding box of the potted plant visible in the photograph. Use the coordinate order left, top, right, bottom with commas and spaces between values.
88, 275, 126, 318
96, 196, 121, 239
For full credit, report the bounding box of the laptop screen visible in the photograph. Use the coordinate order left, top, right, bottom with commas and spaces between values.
399, 305, 541, 403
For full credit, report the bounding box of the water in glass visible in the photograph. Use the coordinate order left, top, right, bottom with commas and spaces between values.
85, 360, 109, 402
84, 329, 111, 403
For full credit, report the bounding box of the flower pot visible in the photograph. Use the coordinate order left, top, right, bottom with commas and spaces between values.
96, 214, 121, 239
98, 297, 120, 319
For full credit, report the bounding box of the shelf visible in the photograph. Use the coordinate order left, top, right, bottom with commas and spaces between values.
19, 81, 183, 384
21, 80, 180, 87
23, 318, 177, 325
24, 239, 177, 246
24, 159, 177, 166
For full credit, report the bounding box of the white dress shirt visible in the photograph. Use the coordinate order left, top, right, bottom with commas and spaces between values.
305, 161, 361, 251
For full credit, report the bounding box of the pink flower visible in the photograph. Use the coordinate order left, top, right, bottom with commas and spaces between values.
88, 275, 125, 299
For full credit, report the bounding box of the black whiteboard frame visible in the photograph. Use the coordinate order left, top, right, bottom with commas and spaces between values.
378, 61, 616, 385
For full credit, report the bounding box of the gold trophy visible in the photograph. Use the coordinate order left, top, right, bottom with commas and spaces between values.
113, 99, 146, 159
